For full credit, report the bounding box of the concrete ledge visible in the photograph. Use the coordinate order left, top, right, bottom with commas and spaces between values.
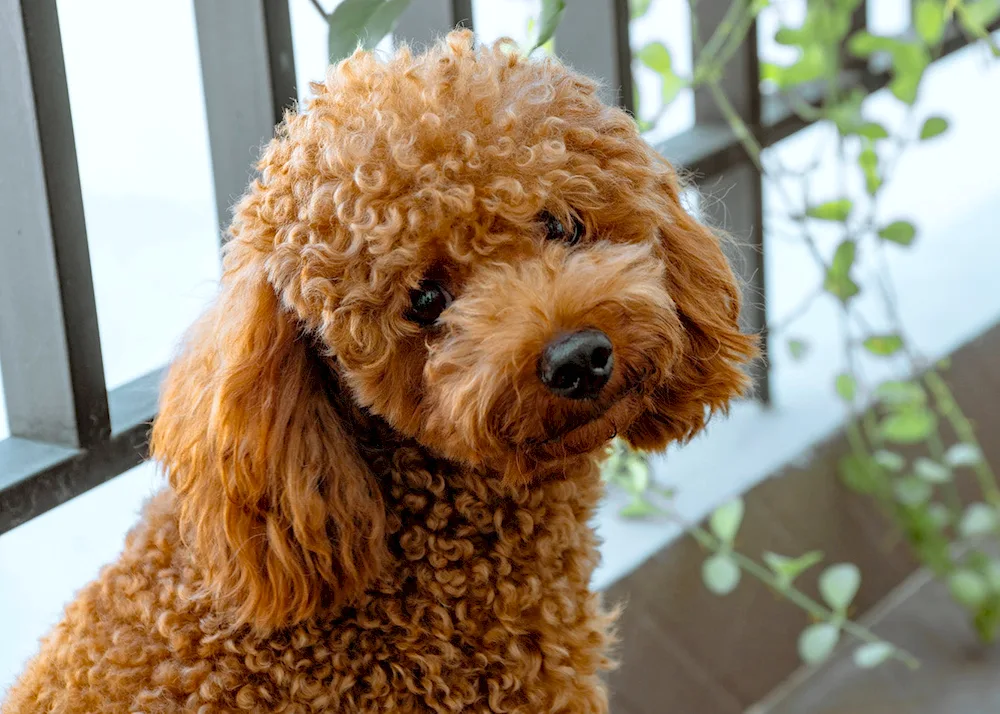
604, 318, 1000, 713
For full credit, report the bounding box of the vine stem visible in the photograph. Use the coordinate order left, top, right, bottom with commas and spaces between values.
706, 80, 763, 170
309, 0, 328, 20
694, 0, 752, 81
767, 287, 824, 334
678, 516, 921, 670
924, 370, 1000, 509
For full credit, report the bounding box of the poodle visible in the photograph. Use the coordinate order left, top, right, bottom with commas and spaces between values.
3, 30, 756, 713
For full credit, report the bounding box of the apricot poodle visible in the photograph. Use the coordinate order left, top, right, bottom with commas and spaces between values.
3, 30, 755, 713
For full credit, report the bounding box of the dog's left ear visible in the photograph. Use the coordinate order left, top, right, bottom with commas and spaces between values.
625, 165, 759, 450
151, 242, 386, 632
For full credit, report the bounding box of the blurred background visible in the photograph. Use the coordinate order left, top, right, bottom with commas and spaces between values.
1, 0, 999, 711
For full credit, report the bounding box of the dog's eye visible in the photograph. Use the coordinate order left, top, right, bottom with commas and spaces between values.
539, 210, 584, 246
407, 281, 453, 326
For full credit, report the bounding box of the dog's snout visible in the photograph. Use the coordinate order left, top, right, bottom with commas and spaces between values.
538, 330, 614, 400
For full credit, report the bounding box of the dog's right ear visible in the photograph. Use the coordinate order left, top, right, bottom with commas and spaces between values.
151, 242, 386, 633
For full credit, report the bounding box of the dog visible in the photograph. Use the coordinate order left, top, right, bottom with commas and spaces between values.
3, 30, 756, 713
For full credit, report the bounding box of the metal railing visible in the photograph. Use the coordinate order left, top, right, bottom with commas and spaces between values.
0, 0, 992, 533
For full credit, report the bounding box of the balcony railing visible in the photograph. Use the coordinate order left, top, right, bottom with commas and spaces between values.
0, 0, 994, 534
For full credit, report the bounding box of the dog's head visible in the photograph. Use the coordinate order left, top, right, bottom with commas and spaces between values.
152, 31, 756, 631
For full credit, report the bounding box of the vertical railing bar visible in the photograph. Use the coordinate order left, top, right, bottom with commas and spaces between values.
451, 0, 474, 30
395, 0, 467, 50
0, 0, 111, 448
612, 0, 636, 115
263, 0, 300, 120
193, 0, 297, 240
691, 0, 770, 403
553, 0, 634, 110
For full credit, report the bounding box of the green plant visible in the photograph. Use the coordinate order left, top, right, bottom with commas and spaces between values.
613, 0, 1000, 654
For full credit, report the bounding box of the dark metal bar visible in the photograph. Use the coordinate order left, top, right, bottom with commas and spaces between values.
0, 0, 110, 448
452, 0, 474, 29
691, 0, 770, 403
554, 0, 635, 112
0, 369, 161, 535
262, 0, 300, 123
394, 0, 473, 48
193, 0, 297, 238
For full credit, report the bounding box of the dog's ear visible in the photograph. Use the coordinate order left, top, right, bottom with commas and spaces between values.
151, 243, 386, 632
625, 165, 759, 450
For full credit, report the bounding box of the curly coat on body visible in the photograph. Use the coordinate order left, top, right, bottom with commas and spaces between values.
3, 31, 756, 713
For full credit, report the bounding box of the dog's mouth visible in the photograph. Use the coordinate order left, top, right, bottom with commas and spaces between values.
517, 381, 650, 462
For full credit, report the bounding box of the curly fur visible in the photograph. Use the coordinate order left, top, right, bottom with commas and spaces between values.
3, 31, 756, 713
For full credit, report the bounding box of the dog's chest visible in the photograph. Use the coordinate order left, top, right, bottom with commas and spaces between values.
271, 460, 613, 712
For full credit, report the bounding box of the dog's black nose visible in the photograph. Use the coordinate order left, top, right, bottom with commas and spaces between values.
538, 330, 614, 400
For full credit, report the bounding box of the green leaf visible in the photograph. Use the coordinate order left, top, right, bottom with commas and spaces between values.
825, 276, 860, 302
964, 0, 1000, 28
945, 442, 983, 467
327, 0, 411, 64
856, 122, 890, 140
919, 116, 949, 140
984, 559, 1000, 592
863, 334, 904, 356
530, 0, 566, 52
927, 503, 952, 529
807, 199, 853, 222
878, 221, 917, 246
847, 31, 905, 57
853, 642, 896, 669
763, 550, 824, 587
894, 477, 933, 506
890, 73, 922, 105
637, 41, 671, 72
840, 454, 881, 494
858, 143, 881, 195
788, 339, 809, 360
637, 42, 685, 107
630, 0, 654, 20
775, 27, 813, 46
824, 240, 860, 301
619, 498, 662, 518
874, 380, 926, 408
709, 498, 745, 544
873, 450, 906, 472
622, 458, 650, 494
799, 623, 841, 665
949, 570, 989, 609
827, 88, 866, 135
889, 42, 930, 104
702, 554, 741, 595
880, 409, 936, 443
914, 0, 946, 45
914, 457, 951, 484
959, 503, 999, 537
835, 373, 857, 402
830, 239, 856, 273
820, 563, 861, 611
958, 0, 1000, 50
767, 46, 831, 89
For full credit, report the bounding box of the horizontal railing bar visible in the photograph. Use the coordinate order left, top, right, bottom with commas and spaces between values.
663, 19, 1000, 177
1, 21, 994, 533
0, 369, 161, 535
